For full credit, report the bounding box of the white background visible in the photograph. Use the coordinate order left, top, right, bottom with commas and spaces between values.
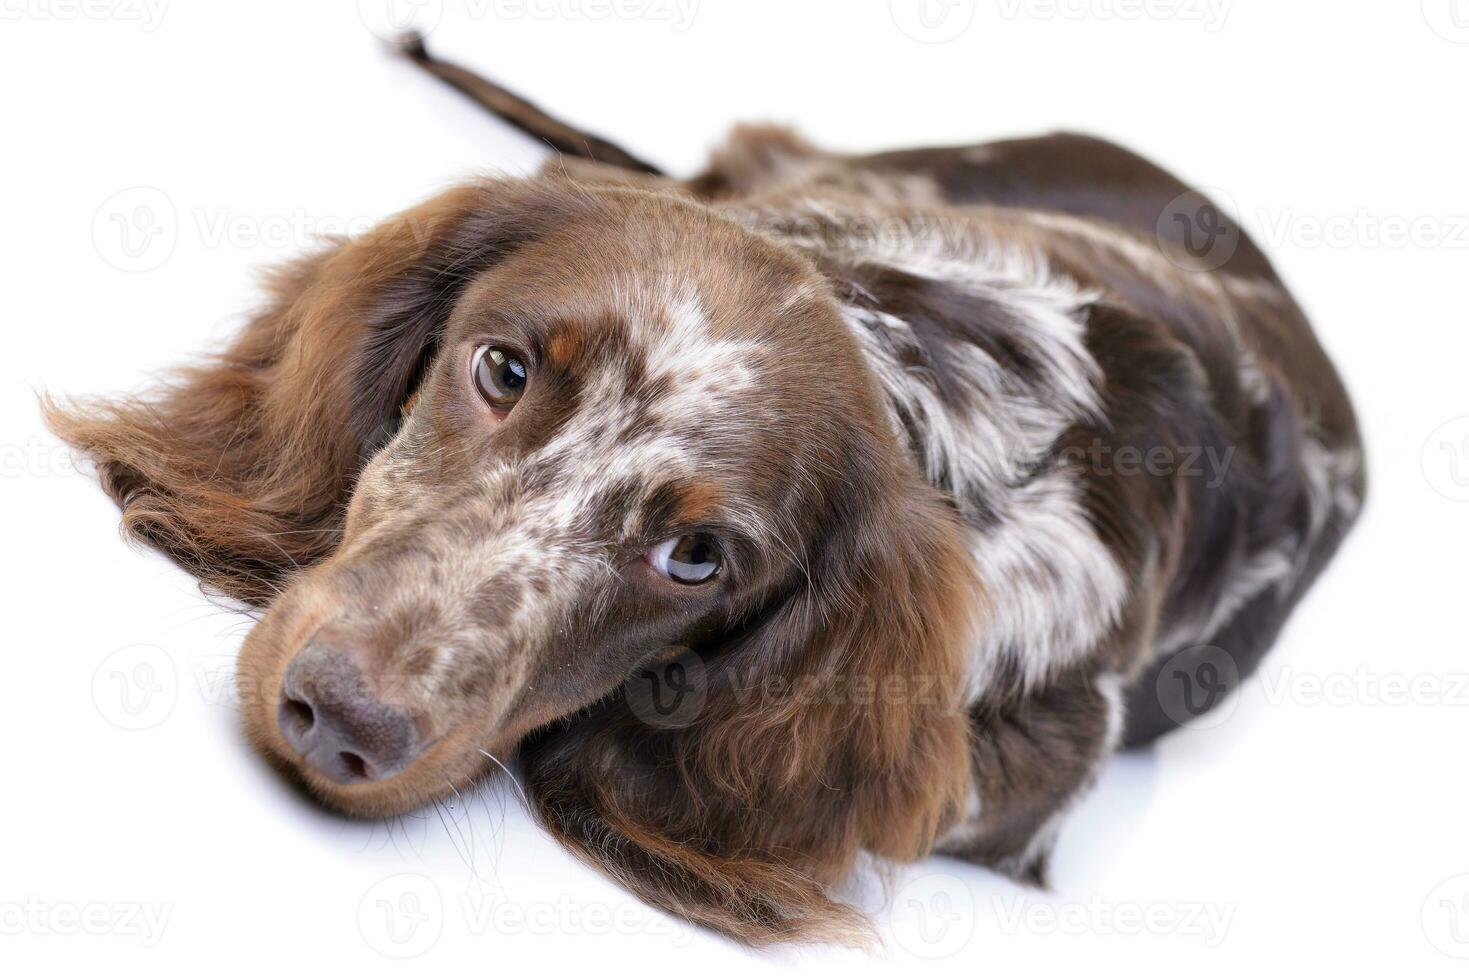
2, 0, 1467, 975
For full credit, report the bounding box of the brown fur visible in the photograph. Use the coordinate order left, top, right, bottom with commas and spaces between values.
48, 174, 984, 945
47, 42, 1364, 947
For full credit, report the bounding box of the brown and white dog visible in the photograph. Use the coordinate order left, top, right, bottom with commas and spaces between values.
48, 37, 1364, 946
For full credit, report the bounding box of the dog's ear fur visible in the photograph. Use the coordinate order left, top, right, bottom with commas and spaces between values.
44, 180, 577, 603
523, 457, 979, 945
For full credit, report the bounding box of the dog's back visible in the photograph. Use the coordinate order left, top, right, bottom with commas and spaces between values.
665, 125, 1364, 742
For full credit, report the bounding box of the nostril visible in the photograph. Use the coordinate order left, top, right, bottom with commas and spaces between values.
281, 697, 315, 735
277, 641, 427, 784
275, 695, 319, 756
338, 751, 370, 782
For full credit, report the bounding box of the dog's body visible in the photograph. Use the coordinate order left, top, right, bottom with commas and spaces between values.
545, 125, 1366, 876
49, 42, 1363, 945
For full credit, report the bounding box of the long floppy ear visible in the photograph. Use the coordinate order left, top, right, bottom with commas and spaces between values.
45, 180, 567, 604
522, 469, 980, 946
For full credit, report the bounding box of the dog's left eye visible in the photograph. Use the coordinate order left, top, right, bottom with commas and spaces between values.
648, 534, 722, 584
472, 345, 528, 412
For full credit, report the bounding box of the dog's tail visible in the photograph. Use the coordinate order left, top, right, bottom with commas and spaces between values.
394, 32, 664, 176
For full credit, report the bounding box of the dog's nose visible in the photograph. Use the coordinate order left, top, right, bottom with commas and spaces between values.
276, 642, 426, 784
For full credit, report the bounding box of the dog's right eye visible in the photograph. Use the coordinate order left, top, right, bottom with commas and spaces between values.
648, 534, 722, 585
471, 345, 528, 413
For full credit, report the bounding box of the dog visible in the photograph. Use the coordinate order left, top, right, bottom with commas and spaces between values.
47, 35, 1365, 945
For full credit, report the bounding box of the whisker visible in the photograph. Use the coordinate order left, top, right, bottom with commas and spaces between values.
477, 749, 531, 812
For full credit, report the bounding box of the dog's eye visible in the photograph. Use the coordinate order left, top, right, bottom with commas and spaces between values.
648, 534, 722, 585
471, 345, 528, 411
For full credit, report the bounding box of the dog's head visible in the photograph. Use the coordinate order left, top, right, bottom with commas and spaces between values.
49, 178, 978, 942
